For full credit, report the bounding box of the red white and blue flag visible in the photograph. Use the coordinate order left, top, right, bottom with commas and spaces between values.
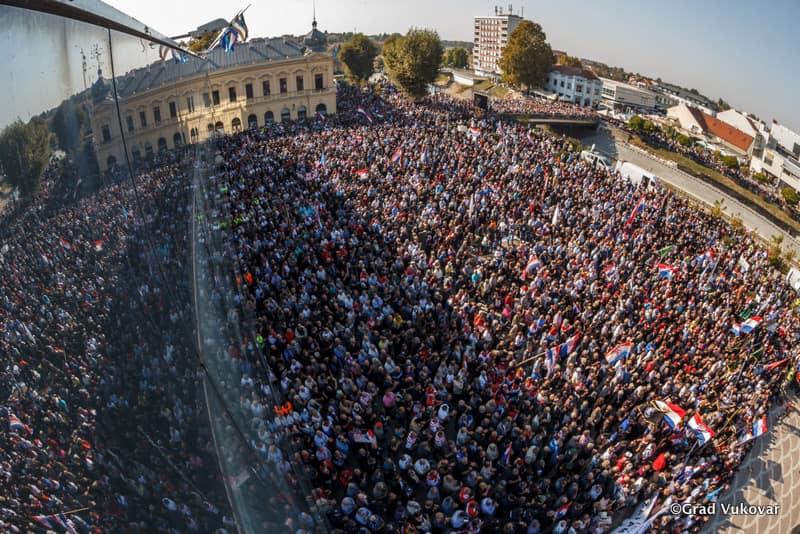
626, 194, 646, 225
657, 263, 675, 279
654, 400, 686, 429
687, 413, 715, 445
697, 249, 715, 264
355, 168, 369, 177
521, 255, 542, 280
752, 415, 768, 438
59, 238, 73, 250
605, 341, 632, 365
555, 502, 571, 520
559, 332, 580, 359
603, 263, 616, 278
545, 346, 557, 377
93, 238, 105, 252
740, 316, 762, 334
468, 126, 481, 139
501, 442, 513, 464
391, 147, 403, 164
9, 413, 32, 435
357, 106, 373, 123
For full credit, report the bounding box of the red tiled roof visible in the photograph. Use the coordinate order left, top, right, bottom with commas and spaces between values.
686, 107, 753, 152
550, 65, 599, 81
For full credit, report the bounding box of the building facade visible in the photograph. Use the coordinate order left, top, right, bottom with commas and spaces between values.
599, 78, 658, 111
544, 66, 602, 107
90, 25, 335, 171
472, 9, 523, 78
751, 122, 800, 191
650, 82, 716, 115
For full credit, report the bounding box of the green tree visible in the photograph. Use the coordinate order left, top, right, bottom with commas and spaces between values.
720, 155, 739, 170
338, 33, 379, 84
558, 54, 582, 68
716, 98, 732, 112
443, 47, 469, 69
383, 28, 444, 98
628, 115, 644, 132
51, 100, 87, 157
498, 20, 554, 90
676, 134, 693, 147
782, 187, 799, 207
0, 118, 51, 199
642, 120, 658, 133
187, 32, 216, 53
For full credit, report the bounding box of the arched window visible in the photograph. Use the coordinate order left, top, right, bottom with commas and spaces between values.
144, 142, 153, 157
280, 108, 291, 123
214, 121, 224, 133
207, 123, 214, 133
315, 103, 327, 114
106, 155, 117, 168
248, 114, 258, 129
157, 137, 168, 152
131, 148, 141, 161
297, 105, 307, 120
264, 111, 274, 123
190, 128, 198, 143
232, 117, 242, 133
173, 132, 183, 147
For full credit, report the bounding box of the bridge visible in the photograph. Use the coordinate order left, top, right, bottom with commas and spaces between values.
501, 113, 600, 127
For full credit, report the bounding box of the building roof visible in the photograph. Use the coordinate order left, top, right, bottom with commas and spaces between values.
686, 106, 753, 152
551, 65, 599, 81
113, 37, 307, 99
654, 82, 715, 107
303, 17, 327, 52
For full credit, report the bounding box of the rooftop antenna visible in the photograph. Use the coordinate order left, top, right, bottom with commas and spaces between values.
509, 4, 513, 14
92, 43, 104, 79
79, 47, 88, 89
312, 0, 317, 29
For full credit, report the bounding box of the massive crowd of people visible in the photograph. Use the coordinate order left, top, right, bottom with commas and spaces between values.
202, 82, 799, 533
489, 96, 598, 120
0, 78, 798, 534
0, 151, 235, 531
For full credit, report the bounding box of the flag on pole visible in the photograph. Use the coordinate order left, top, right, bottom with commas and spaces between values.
687, 413, 715, 445
740, 316, 762, 334
552, 206, 560, 226
9, 413, 32, 435
93, 238, 105, 252
602, 263, 616, 278
626, 194, 646, 225
355, 168, 369, 177
391, 147, 403, 164
605, 341, 632, 365
500, 442, 513, 464
752, 415, 767, 438
520, 255, 542, 280
468, 126, 481, 139
763, 358, 789, 371
555, 502, 571, 520
653, 400, 686, 429
59, 238, 73, 250
657, 263, 675, 279
357, 106, 374, 123
231, 13, 249, 41
559, 332, 580, 358
657, 244, 675, 259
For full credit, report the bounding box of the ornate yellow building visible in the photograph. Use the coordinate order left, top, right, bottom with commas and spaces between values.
91, 21, 335, 170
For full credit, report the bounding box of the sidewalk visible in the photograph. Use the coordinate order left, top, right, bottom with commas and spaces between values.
704, 393, 800, 533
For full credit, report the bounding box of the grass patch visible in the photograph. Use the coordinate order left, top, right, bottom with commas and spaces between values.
435, 72, 451, 84
628, 135, 800, 235
489, 85, 510, 98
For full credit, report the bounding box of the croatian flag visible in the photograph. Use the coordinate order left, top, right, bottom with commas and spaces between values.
687, 413, 715, 445
604, 341, 632, 365
626, 194, 646, 225
697, 249, 715, 264
357, 106, 373, 123
9, 413, 31, 435
657, 263, 675, 279
752, 415, 767, 439
420, 149, 431, 165
602, 263, 616, 278
555, 502, 571, 520
93, 239, 105, 252
33, 516, 56, 529
391, 147, 403, 164
545, 346, 557, 377
521, 255, 542, 280
654, 400, 686, 429
740, 316, 762, 334
355, 168, 369, 177
559, 332, 580, 359
501, 442, 513, 464
468, 126, 481, 138
59, 238, 73, 250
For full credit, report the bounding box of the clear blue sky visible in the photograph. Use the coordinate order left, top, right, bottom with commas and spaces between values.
2, 0, 799, 132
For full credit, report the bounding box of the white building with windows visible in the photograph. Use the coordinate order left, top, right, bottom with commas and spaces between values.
600, 78, 657, 111
751, 122, 800, 191
472, 8, 523, 78
90, 19, 335, 171
544, 66, 602, 107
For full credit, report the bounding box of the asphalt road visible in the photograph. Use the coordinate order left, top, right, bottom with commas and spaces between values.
582, 125, 800, 257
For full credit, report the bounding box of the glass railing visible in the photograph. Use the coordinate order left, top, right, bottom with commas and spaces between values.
1, 3, 322, 532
